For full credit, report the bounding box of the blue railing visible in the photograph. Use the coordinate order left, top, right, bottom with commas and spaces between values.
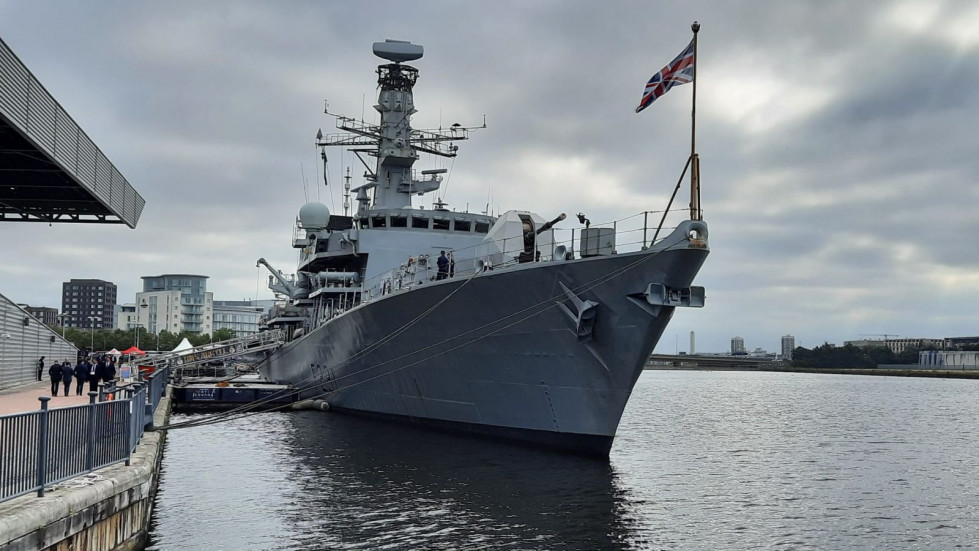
0, 365, 170, 503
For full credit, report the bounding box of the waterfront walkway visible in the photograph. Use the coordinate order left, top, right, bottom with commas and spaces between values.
0, 381, 98, 415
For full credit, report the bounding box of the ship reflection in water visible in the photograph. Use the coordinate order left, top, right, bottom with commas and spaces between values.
148, 410, 638, 551
148, 372, 979, 550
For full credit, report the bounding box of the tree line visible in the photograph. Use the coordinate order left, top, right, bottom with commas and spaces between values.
47, 325, 236, 355
790, 343, 925, 369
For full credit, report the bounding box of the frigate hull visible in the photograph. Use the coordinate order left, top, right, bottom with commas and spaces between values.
263, 226, 708, 456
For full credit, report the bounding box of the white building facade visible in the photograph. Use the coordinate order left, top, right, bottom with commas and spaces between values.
135, 275, 213, 335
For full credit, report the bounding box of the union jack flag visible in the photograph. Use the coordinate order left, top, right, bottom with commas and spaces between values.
635, 39, 695, 113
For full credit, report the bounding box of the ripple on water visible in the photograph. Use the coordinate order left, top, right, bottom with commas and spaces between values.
147, 372, 979, 550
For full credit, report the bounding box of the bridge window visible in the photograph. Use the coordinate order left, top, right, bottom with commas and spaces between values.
391, 215, 408, 227
370, 215, 387, 228
433, 217, 450, 230
475, 221, 490, 234
454, 219, 471, 232
412, 216, 429, 229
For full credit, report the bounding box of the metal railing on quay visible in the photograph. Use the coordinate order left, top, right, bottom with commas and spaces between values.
0, 365, 171, 504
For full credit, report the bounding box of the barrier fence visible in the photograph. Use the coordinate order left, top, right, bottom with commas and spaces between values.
0, 365, 170, 503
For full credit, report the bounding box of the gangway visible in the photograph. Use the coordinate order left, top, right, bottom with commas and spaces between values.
137, 329, 285, 373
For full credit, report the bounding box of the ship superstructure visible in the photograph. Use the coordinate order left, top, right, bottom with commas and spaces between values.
258, 39, 709, 456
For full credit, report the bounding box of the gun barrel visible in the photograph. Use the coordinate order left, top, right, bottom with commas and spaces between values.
535, 212, 567, 235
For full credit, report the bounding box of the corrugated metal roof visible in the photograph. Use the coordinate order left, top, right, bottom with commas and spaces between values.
0, 37, 145, 228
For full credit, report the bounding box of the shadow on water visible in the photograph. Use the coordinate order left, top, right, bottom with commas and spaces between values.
278, 412, 641, 550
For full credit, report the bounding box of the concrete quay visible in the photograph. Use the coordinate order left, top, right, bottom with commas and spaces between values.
0, 382, 172, 551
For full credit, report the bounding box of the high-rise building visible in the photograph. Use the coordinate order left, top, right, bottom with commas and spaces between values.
136, 274, 213, 335
731, 336, 746, 355
781, 334, 795, 360
61, 279, 117, 329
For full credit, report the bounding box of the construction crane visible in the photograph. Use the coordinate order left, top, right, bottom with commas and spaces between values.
859, 333, 900, 340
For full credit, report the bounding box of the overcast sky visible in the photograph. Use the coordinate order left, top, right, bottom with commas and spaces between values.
1, 0, 977, 354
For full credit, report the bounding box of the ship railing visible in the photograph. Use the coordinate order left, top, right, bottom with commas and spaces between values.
0, 365, 170, 504
359, 207, 694, 303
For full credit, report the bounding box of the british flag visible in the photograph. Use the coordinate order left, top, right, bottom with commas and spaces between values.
635, 39, 695, 113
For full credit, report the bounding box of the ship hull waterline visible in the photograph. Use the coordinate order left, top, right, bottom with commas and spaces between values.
262, 231, 708, 457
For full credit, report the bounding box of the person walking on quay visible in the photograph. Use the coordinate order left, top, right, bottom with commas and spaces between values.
36, 356, 45, 381
61, 359, 74, 397
103, 357, 117, 386
74, 358, 89, 396
48, 360, 62, 396
90, 356, 105, 393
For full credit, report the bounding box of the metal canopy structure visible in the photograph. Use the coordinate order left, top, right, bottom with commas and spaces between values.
0, 37, 144, 228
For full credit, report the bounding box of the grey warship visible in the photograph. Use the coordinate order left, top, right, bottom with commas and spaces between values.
258, 39, 709, 456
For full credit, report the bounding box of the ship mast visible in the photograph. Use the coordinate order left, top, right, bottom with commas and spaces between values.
315, 40, 480, 213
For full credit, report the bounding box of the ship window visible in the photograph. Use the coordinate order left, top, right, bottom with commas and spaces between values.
391, 215, 408, 227
370, 215, 387, 228
454, 219, 471, 232
475, 221, 490, 234
433, 217, 450, 230
412, 216, 429, 229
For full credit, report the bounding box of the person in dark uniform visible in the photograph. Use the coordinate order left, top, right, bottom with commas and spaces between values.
36, 356, 45, 381
436, 251, 449, 280
103, 358, 116, 386
48, 360, 62, 396
73, 359, 89, 396
90, 357, 105, 393
61, 360, 74, 397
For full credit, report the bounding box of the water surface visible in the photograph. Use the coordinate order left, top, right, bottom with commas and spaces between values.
147, 371, 979, 550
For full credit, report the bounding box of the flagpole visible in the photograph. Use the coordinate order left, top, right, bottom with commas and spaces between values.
690, 21, 701, 221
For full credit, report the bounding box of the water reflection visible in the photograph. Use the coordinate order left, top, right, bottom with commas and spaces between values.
278, 413, 638, 550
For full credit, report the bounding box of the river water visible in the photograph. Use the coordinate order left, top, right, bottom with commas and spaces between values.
146, 371, 979, 550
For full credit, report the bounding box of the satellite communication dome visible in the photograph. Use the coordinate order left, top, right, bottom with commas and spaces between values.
299, 202, 331, 230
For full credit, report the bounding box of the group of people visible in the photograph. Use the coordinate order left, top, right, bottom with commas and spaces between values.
44, 355, 117, 397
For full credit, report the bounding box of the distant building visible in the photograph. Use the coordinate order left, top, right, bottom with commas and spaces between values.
23, 305, 58, 326
846, 337, 943, 354
781, 334, 795, 360
919, 351, 979, 369
885, 338, 943, 354
844, 339, 888, 349
213, 300, 265, 336
731, 336, 746, 355
61, 279, 117, 329
136, 274, 213, 335
116, 303, 138, 330
943, 336, 979, 350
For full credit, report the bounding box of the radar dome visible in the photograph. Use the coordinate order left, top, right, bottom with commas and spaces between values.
299, 202, 331, 230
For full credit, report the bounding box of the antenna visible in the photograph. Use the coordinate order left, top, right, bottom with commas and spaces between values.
301, 163, 308, 202
343, 167, 352, 216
